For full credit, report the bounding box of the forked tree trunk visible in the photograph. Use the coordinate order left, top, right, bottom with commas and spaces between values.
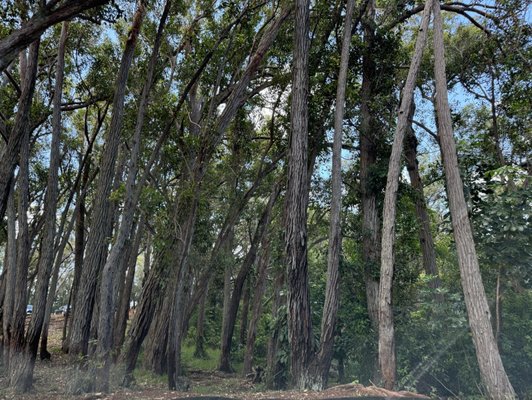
285, 0, 313, 389
378, 0, 432, 389
431, 1, 515, 398
309, 0, 356, 389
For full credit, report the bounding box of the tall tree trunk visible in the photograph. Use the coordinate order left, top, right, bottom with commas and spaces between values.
359, 0, 381, 355
69, 1, 146, 361
95, 0, 169, 389
243, 232, 271, 375
219, 184, 280, 372
10, 23, 68, 392
378, 0, 432, 389
431, 2, 515, 398
404, 118, 441, 291
285, 0, 313, 389
8, 41, 40, 387
311, 0, 356, 389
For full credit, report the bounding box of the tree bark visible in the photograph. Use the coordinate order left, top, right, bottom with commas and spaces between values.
69, 0, 146, 362
113, 217, 145, 354
0, 39, 40, 223
219, 183, 281, 372
311, 0, 356, 389
431, 1, 515, 397
285, 0, 313, 389
2, 181, 17, 369
10, 23, 68, 392
266, 267, 286, 390
378, 0, 432, 389
8, 41, 40, 388
360, 0, 381, 337
0, 0, 110, 73
404, 116, 441, 291
243, 231, 271, 375
94, 0, 166, 389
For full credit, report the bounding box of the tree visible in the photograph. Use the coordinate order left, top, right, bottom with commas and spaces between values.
431, 0, 515, 397
285, 0, 313, 389
378, 0, 432, 389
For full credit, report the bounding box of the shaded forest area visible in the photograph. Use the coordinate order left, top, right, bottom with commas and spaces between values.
0, 0, 530, 399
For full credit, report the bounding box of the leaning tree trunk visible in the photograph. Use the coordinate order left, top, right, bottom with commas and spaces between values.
69, 0, 146, 362
8, 41, 40, 388
431, 1, 515, 398
378, 0, 432, 390
311, 0, 356, 389
10, 22, 68, 392
285, 0, 313, 389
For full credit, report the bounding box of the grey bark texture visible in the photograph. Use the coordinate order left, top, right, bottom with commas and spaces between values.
285, 0, 313, 389
312, 0, 356, 389
68, 1, 146, 362
378, 0, 432, 390
431, 1, 515, 398
10, 22, 68, 393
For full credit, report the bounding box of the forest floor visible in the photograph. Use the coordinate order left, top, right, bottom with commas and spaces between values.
0, 315, 429, 400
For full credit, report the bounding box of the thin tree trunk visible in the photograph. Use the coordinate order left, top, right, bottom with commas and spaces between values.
8, 42, 40, 387
243, 232, 271, 375
404, 113, 441, 291
239, 280, 251, 346
10, 23, 68, 392
311, 0, 356, 389
193, 282, 209, 359
95, 0, 168, 390
120, 251, 169, 386
431, 2, 515, 397
219, 184, 280, 372
113, 218, 145, 354
69, 1, 146, 362
266, 267, 286, 390
378, 0, 432, 389
2, 181, 17, 369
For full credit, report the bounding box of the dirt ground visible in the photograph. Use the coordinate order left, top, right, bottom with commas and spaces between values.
0, 315, 428, 400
